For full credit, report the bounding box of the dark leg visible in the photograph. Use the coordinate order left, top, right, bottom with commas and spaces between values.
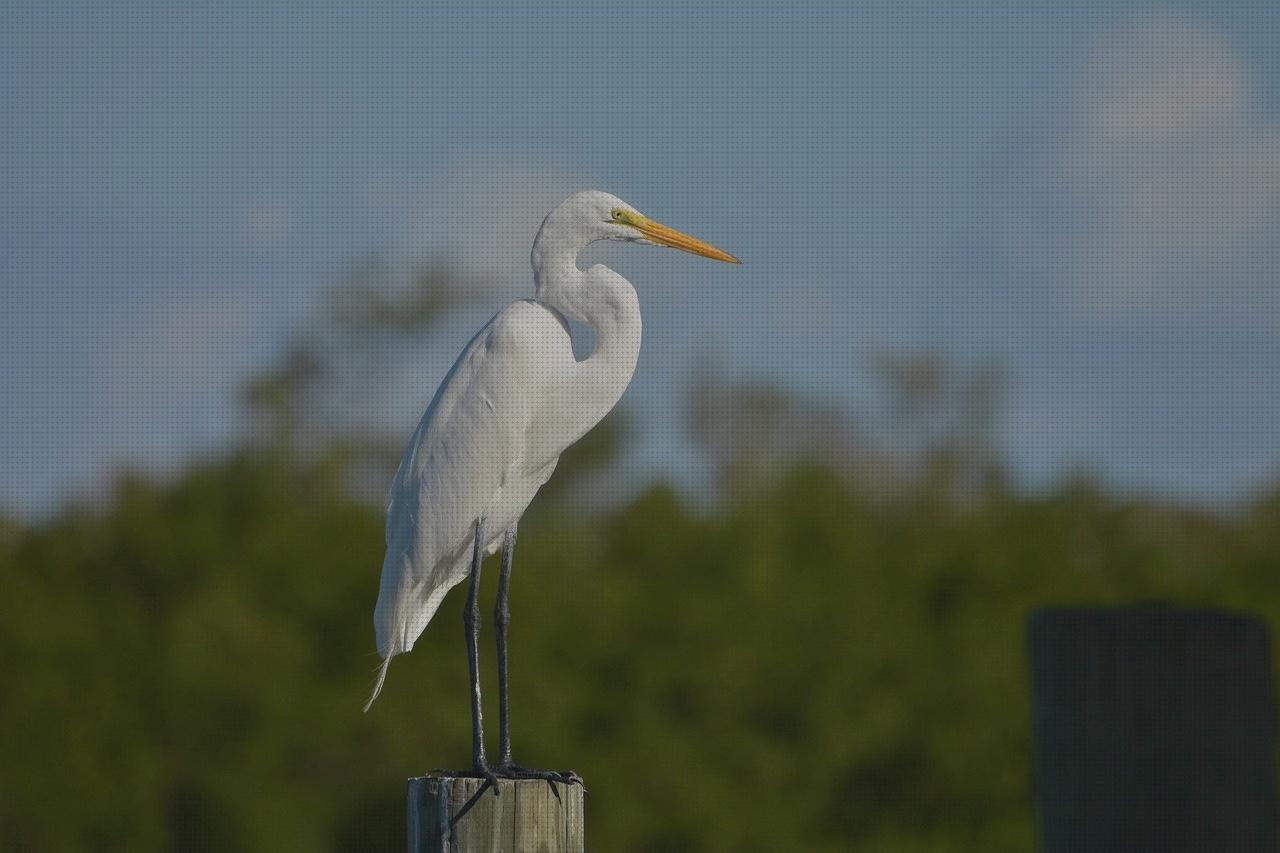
463, 519, 498, 790
490, 524, 582, 791
495, 526, 516, 767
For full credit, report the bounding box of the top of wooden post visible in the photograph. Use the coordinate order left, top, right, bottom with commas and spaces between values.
407, 775, 585, 853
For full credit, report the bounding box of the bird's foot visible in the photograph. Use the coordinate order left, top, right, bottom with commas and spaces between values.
492, 763, 584, 799
435, 763, 504, 830
431, 765, 501, 795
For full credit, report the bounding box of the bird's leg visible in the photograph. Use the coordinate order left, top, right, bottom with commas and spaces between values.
494, 525, 516, 767
463, 519, 498, 792
490, 524, 582, 792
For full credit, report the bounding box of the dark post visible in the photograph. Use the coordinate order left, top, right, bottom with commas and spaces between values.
1028, 605, 1277, 853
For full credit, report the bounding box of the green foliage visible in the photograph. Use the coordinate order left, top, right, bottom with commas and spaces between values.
4, 451, 1280, 851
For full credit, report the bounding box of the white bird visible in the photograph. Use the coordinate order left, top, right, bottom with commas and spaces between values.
365, 191, 738, 787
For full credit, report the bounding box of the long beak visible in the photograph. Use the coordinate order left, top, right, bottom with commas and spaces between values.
630, 215, 740, 264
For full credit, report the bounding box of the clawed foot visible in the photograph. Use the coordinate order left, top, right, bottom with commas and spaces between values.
432, 765, 500, 792
494, 763, 584, 800
435, 764, 503, 830
494, 763, 582, 785
432, 763, 582, 796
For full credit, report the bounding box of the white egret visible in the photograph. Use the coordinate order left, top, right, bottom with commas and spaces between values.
365, 191, 738, 789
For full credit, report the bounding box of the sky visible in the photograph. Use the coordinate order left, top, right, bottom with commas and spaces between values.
3, 1, 1280, 516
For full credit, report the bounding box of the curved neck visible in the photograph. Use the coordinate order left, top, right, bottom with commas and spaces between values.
531, 240, 642, 450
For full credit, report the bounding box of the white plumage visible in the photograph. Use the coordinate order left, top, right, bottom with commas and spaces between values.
366, 191, 737, 713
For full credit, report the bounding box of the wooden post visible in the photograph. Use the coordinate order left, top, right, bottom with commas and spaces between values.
1028, 605, 1277, 853
407, 775, 585, 852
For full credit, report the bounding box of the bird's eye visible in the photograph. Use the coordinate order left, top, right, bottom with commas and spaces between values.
611, 209, 623, 221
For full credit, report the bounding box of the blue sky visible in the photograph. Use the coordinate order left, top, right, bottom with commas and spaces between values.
3, 2, 1280, 516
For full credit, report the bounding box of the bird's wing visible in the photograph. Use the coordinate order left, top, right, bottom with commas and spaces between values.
373, 302, 560, 660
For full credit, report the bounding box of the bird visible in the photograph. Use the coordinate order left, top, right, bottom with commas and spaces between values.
364, 190, 739, 789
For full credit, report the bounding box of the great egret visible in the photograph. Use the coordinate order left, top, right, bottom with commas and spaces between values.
365, 191, 738, 789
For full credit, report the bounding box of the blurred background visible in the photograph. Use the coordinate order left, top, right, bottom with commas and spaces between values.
3, 2, 1280, 850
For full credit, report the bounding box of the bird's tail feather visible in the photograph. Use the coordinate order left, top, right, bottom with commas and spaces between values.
363, 653, 393, 713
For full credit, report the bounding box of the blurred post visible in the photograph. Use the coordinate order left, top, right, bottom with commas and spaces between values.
407, 775, 584, 852
1028, 605, 1277, 853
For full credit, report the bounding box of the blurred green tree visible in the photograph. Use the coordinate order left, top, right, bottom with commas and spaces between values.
5, 448, 1280, 850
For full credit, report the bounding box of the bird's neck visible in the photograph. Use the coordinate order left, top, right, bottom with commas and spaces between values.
533, 248, 642, 447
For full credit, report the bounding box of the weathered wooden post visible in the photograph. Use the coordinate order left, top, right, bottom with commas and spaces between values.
407, 775, 585, 852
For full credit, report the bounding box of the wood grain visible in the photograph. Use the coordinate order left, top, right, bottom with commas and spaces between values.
407, 775, 585, 852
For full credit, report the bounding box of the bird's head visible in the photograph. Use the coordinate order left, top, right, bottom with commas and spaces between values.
542, 190, 740, 264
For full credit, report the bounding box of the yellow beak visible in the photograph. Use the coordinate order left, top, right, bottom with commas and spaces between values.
627, 214, 740, 264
